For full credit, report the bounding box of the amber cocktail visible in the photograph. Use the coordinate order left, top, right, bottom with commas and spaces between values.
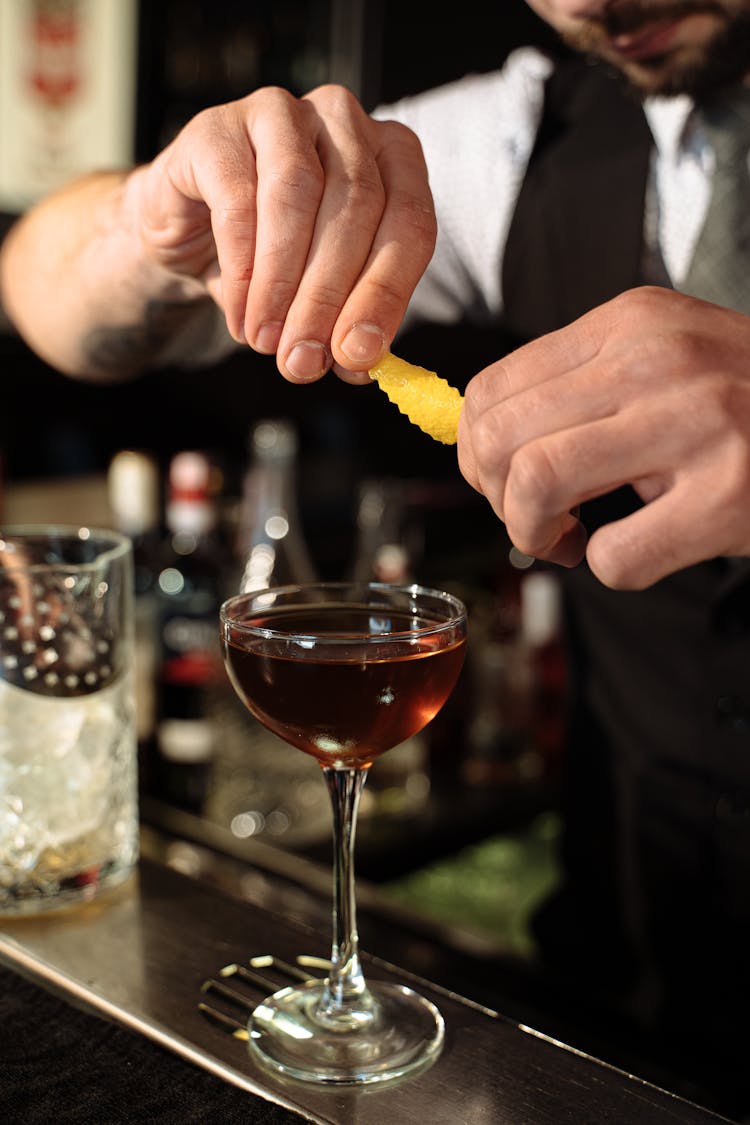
220, 581, 467, 1085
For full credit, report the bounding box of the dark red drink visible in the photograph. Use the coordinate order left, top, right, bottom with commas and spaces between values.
222, 603, 466, 767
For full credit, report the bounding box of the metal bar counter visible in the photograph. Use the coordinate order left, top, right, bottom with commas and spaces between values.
0, 858, 729, 1124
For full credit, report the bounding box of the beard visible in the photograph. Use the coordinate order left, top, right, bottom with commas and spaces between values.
560, 2, 750, 99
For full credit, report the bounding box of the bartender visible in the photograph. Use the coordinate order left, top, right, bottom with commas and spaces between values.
3, 1, 750, 1117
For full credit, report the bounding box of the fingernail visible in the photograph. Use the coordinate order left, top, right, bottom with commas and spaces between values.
285, 340, 330, 381
254, 322, 283, 354
341, 322, 387, 366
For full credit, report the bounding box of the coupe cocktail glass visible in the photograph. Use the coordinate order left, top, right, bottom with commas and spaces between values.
220, 581, 467, 1085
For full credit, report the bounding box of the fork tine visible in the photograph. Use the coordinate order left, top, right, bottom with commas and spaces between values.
199, 953, 330, 1043
249, 954, 321, 982
198, 1002, 250, 1040
296, 954, 332, 971
201, 978, 258, 1011
220, 962, 279, 992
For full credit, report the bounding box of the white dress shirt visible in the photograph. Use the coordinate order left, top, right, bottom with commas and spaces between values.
374, 47, 723, 332
189, 47, 729, 365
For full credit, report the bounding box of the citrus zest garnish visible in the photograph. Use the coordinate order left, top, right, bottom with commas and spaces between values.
368, 352, 463, 445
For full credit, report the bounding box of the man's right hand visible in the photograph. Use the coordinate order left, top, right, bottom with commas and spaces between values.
1, 84, 435, 383
129, 84, 437, 383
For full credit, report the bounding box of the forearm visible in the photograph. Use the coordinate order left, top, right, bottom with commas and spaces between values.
0, 169, 215, 380
0, 84, 436, 386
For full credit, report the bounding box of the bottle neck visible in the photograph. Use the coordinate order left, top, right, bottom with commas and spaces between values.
236, 455, 316, 593
238, 461, 292, 545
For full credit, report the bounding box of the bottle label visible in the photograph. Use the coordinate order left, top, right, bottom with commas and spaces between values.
161, 614, 219, 684
158, 717, 214, 763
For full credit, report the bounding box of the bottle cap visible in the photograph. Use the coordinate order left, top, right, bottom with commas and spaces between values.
166, 451, 216, 534
108, 450, 159, 535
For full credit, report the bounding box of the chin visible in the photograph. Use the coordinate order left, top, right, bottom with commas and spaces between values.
617, 54, 708, 97
565, 10, 750, 100
598, 26, 750, 99
621, 57, 750, 98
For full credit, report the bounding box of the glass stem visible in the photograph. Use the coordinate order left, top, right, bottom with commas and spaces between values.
319, 766, 370, 1018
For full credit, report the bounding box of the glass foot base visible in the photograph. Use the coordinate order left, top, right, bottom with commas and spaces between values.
248, 979, 444, 1086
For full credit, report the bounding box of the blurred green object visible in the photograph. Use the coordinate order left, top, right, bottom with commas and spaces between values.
381, 812, 562, 959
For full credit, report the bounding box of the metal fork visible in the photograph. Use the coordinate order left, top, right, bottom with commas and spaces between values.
198, 953, 330, 1041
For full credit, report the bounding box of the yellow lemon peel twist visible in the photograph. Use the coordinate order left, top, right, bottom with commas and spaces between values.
368, 352, 463, 445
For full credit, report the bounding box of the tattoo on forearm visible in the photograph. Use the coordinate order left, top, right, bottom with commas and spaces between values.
81, 298, 208, 375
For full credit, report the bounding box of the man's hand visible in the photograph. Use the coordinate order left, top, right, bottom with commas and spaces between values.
130, 84, 436, 383
1, 85, 435, 383
458, 286, 750, 589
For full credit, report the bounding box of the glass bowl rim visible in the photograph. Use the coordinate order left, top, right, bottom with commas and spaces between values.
220, 580, 467, 644
0, 524, 132, 573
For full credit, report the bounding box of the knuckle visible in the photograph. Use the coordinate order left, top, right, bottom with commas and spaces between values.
246, 84, 298, 109
389, 188, 438, 248
677, 373, 750, 462
508, 439, 561, 505
609, 284, 669, 320
704, 371, 747, 419
249, 274, 299, 310
588, 546, 638, 591
337, 169, 386, 219
464, 362, 512, 416
378, 119, 432, 171
377, 117, 419, 145
305, 83, 363, 116
713, 433, 750, 507
587, 529, 653, 592
356, 274, 420, 318
299, 282, 351, 319
211, 196, 258, 238
180, 103, 221, 139
470, 406, 508, 469
267, 158, 325, 207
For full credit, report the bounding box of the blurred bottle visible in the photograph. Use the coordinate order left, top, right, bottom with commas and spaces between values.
462, 547, 530, 788
350, 478, 413, 585
234, 418, 317, 593
107, 449, 162, 598
463, 561, 566, 788
519, 568, 567, 776
152, 450, 226, 813
203, 419, 329, 846
107, 449, 161, 781
349, 477, 429, 819
463, 624, 529, 788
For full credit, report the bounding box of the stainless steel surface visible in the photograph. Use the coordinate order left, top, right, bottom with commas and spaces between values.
0, 857, 727, 1124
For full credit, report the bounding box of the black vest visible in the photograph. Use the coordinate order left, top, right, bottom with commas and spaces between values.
503, 59, 651, 338
503, 60, 750, 1046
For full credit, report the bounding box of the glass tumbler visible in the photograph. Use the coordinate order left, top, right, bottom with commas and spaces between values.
0, 525, 138, 914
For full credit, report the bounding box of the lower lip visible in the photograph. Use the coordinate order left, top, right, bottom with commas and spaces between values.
610, 18, 684, 60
